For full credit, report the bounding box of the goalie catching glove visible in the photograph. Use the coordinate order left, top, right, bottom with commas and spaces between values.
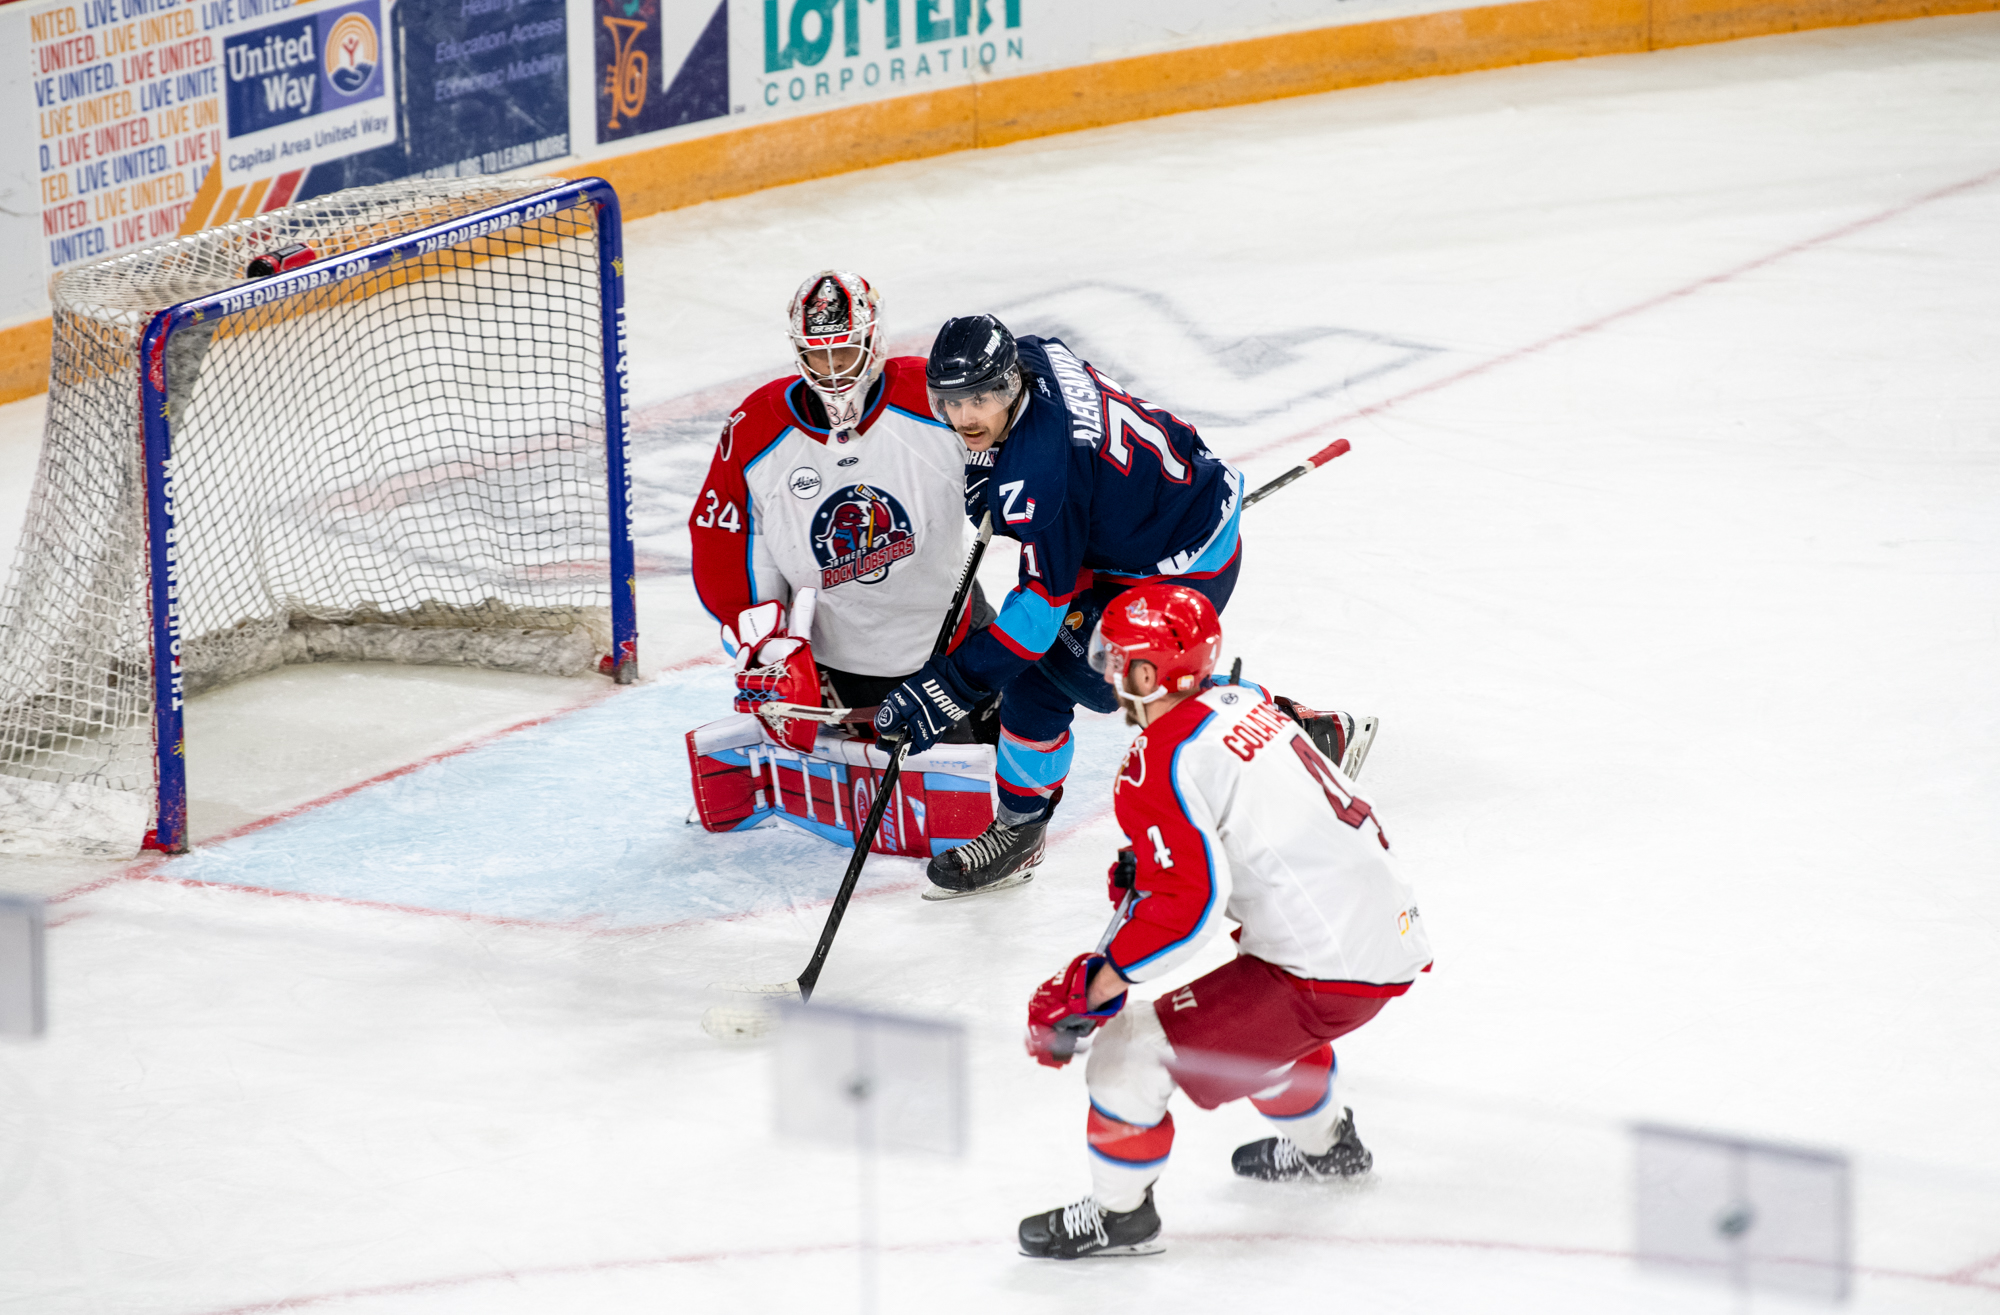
727, 598, 823, 753
1025, 953, 1127, 1069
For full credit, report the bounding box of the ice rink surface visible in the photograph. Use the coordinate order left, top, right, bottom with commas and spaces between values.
4, 13, 2000, 1311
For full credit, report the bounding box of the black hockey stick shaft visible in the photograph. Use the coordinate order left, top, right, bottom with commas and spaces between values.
1243, 437, 1351, 508
795, 513, 996, 1003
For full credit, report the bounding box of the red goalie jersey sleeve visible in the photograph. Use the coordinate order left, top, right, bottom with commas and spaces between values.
688, 378, 799, 634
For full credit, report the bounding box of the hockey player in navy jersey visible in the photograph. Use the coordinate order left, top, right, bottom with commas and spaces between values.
1015, 584, 1430, 1259
875, 316, 1369, 895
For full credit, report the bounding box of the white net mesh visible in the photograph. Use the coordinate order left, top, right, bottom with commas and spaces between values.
0, 177, 616, 856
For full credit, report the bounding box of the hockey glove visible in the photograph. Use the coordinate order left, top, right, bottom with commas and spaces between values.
873, 656, 981, 754
735, 636, 822, 752
1025, 953, 1127, 1070
963, 467, 992, 524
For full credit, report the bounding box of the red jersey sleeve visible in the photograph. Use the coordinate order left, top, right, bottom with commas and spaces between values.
689, 381, 793, 631
1103, 703, 1235, 982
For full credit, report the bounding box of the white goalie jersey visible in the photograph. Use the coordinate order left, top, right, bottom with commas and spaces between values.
689, 358, 970, 676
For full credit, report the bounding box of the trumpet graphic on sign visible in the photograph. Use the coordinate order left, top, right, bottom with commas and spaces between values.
601, 16, 648, 129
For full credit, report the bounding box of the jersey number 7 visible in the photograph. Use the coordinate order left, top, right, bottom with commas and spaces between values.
1100, 397, 1192, 484
1288, 736, 1389, 849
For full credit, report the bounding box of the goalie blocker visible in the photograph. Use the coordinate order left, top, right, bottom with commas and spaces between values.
687, 715, 995, 858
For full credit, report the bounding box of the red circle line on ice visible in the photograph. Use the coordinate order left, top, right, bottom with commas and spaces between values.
182, 1233, 2000, 1313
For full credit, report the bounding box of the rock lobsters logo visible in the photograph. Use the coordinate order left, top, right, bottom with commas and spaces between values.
811, 484, 914, 588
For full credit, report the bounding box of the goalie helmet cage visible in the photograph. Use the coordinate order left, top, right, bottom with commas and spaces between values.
0, 176, 636, 857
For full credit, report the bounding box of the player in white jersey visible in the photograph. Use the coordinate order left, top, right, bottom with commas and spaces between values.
689, 272, 992, 739
1016, 583, 1432, 1259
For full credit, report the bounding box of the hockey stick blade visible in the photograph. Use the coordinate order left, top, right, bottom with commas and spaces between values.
701, 1003, 778, 1041
701, 981, 803, 1042
710, 981, 805, 999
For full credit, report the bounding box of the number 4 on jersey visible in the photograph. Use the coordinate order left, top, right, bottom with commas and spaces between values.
1288, 736, 1388, 848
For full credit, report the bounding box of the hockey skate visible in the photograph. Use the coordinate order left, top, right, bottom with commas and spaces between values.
1231, 1108, 1373, 1182
1274, 697, 1380, 780
922, 789, 1059, 900
1018, 1189, 1164, 1259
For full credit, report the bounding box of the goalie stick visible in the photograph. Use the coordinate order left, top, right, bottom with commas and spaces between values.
703, 513, 996, 1039
755, 701, 878, 727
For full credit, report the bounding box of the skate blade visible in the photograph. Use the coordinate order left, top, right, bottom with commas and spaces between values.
921, 868, 1037, 902
1088, 1240, 1166, 1258
1340, 716, 1380, 780
1019, 1239, 1166, 1260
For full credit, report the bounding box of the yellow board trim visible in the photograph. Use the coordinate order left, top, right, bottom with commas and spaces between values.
4, 0, 1995, 404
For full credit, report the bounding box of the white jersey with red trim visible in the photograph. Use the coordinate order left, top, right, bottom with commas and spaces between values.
689, 358, 969, 677
1105, 682, 1432, 991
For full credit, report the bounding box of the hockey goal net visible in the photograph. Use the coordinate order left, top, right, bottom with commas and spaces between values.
0, 176, 635, 857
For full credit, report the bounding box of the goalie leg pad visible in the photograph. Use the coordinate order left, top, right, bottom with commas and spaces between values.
686, 715, 777, 833
749, 734, 998, 859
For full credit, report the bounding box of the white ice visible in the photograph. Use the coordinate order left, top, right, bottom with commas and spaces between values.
3, 14, 2000, 1311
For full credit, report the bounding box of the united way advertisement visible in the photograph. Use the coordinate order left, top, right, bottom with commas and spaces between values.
220, 0, 395, 186
19, 0, 575, 279
22, 0, 402, 278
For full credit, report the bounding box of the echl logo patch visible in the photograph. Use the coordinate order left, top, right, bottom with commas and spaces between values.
811, 484, 916, 588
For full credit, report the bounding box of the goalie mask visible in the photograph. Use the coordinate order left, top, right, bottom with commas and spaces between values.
1089, 584, 1222, 719
787, 270, 887, 436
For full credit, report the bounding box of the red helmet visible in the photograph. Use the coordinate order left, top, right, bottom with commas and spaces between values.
1090, 584, 1222, 707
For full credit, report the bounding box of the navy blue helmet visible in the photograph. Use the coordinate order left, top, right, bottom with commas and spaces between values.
926, 315, 1023, 421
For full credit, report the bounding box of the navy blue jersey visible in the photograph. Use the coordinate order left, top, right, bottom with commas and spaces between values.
950, 335, 1243, 693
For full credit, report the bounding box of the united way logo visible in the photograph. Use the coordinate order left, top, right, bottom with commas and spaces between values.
324, 12, 379, 95
811, 484, 914, 588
